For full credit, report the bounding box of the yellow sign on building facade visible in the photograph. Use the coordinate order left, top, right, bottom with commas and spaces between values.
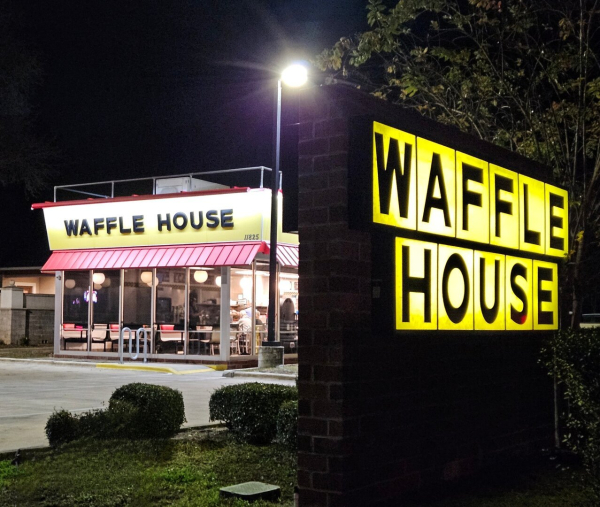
373, 122, 566, 331
41, 189, 298, 250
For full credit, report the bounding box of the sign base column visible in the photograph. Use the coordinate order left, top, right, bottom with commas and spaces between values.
258, 343, 284, 368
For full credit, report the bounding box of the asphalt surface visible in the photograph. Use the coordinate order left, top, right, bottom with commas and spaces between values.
0, 361, 295, 453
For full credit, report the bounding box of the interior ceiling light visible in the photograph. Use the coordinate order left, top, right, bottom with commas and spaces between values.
194, 270, 208, 283
92, 272, 105, 285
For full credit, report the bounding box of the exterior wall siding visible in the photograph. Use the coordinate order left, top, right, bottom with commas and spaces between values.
0, 304, 54, 345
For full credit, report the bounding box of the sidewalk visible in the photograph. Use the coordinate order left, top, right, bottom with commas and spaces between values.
0, 355, 298, 379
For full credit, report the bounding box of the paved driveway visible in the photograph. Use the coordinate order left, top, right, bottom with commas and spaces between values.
0, 361, 294, 453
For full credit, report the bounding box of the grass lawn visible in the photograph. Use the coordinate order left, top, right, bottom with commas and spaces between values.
0, 430, 296, 506
404, 455, 597, 507
0, 428, 597, 506
0, 344, 53, 359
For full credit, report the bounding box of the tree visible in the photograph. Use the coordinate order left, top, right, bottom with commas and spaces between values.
0, 6, 56, 194
316, 0, 600, 327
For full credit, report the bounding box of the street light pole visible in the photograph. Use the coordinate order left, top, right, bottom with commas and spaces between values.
261, 64, 307, 362
266, 78, 282, 345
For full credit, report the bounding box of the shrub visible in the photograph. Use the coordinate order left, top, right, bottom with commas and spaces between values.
209, 383, 297, 444
541, 328, 600, 496
77, 409, 114, 440
45, 409, 79, 447
276, 400, 298, 450
109, 383, 186, 439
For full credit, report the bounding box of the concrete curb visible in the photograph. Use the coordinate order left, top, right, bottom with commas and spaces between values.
223, 370, 296, 381
0, 357, 227, 374
0, 357, 96, 367
96, 363, 215, 375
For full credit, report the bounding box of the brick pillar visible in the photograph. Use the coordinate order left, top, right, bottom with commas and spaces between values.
297, 88, 372, 506
296, 86, 553, 506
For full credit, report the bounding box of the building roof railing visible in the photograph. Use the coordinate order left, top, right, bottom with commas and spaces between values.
53, 166, 277, 202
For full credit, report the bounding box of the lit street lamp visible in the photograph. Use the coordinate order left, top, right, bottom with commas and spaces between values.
266, 63, 308, 347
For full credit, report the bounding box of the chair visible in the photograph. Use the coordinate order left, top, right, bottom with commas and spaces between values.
205, 328, 220, 355
91, 323, 108, 351
237, 333, 249, 355
109, 324, 120, 351
255, 324, 267, 351
230, 332, 240, 355
194, 326, 213, 355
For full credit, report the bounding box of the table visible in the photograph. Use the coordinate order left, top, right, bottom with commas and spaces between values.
62, 328, 88, 350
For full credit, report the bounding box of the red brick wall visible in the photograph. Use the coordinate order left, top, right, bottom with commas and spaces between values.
296, 86, 553, 506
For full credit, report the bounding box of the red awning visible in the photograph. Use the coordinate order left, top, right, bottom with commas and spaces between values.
276, 244, 299, 267
42, 242, 270, 272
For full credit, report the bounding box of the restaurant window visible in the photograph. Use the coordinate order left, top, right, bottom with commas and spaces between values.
229, 267, 263, 356
230, 270, 249, 356
62, 271, 90, 351
279, 268, 299, 353
155, 268, 186, 355
188, 268, 221, 356
90, 270, 120, 352
123, 269, 152, 340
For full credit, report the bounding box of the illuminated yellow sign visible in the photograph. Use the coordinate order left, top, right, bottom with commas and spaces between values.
41, 189, 297, 250
373, 122, 417, 230
395, 238, 438, 330
373, 122, 568, 258
395, 238, 558, 330
376, 121, 564, 332
489, 164, 519, 251
473, 251, 506, 331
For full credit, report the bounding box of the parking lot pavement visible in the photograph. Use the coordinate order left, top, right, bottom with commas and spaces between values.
0, 361, 295, 453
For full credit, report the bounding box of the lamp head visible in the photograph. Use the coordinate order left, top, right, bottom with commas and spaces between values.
281, 63, 308, 88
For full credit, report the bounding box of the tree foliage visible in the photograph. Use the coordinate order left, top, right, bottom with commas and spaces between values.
0, 7, 56, 194
541, 328, 600, 495
316, 0, 600, 326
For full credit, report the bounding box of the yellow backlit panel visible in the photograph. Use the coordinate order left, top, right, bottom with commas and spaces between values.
474, 251, 506, 330
489, 164, 519, 250
438, 245, 474, 330
505, 256, 533, 330
519, 175, 545, 255
43, 190, 272, 250
396, 237, 438, 330
416, 138, 456, 238
372, 122, 417, 231
533, 260, 558, 330
544, 184, 568, 258
456, 152, 489, 244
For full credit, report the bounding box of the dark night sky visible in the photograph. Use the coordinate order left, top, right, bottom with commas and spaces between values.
2, 0, 367, 266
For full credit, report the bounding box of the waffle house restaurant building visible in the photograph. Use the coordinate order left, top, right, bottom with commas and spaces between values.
32, 175, 299, 364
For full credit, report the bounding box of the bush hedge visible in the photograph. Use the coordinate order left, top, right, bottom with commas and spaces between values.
45, 383, 186, 446
209, 383, 297, 444
109, 383, 186, 439
541, 328, 600, 496
276, 400, 298, 450
77, 409, 114, 440
45, 409, 79, 447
